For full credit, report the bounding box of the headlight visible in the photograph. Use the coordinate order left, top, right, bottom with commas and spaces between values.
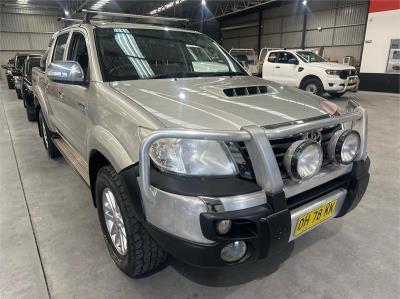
284, 140, 323, 180
325, 69, 341, 76
328, 130, 360, 164
149, 138, 237, 176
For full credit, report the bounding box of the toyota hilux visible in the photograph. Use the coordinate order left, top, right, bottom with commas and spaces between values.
32, 10, 370, 278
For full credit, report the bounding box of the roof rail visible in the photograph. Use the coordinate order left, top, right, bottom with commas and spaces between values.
81, 9, 189, 25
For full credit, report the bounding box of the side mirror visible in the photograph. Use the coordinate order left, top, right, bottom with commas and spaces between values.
288, 58, 299, 65
12, 69, 23, 76
47, 61, 85, 84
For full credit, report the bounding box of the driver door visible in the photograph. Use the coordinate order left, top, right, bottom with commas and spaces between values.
273, 52, 299, 86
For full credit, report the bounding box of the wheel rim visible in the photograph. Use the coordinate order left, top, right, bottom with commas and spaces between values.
102, 188, 127, 255
305, 83, 318, 94
41, 118, 48, 149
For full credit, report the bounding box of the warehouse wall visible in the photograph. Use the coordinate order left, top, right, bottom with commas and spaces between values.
0, 7, 62, 80
221, 0, 369, 66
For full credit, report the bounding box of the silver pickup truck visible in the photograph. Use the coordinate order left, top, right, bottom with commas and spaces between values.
32, 11, 370, 278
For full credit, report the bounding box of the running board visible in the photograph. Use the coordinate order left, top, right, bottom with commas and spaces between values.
53, 138, 90, 185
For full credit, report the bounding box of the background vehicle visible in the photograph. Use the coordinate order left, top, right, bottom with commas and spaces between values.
13, 53, 30, 99
1, 57, 16, 89
33, 10, 369, 279
229, 47, 278, 76
21, 55, 42, 121
263, 49, 359, 97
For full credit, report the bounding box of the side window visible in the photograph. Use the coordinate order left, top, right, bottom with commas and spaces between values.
268, 52, 278, 63
277, 52, 296, 64
52, 33, 69, 61
67, 32, 89, 78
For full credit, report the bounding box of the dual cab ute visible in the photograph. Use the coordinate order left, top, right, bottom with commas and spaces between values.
32, 10, 370, 278
263, 49, 359, 97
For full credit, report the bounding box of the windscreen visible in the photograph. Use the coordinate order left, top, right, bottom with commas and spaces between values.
27, 58, 41, 76
95, 28, 246, 82
296, 51, 326, 63
16, 56, 27, 69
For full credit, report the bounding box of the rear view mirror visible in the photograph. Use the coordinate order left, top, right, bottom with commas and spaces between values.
289, 58, 299, 65
47, 61, 85, 84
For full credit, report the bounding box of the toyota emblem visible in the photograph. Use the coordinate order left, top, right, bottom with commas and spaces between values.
304, 130, 322, 143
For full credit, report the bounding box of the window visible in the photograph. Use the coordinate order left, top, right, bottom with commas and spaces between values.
296, 51, 326, 63
68, 32, 89, 78
26, 58, 41, 77
386, 39, 400, 73
277, 52, 297, 64
268, 52, 278, 63
94, 28, 246, 82
52, 33, 69, 61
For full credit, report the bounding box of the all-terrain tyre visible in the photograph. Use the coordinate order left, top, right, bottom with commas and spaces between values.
26, 108, 37, 121
95, 165, 167, 278
7, 80, 15, 89
38, 110, 61, 158
302, 78, 324, 96
16, 89, 23, 99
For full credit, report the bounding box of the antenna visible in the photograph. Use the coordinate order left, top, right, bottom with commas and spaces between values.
81, 9, 189, 25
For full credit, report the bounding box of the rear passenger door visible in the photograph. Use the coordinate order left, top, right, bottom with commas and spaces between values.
59, 30, 90, 156
262, 51, 279, 81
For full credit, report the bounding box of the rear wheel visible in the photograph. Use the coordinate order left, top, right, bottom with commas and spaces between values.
95, 165, 167, 278
38, 110, 60, 158
302, 78, 324, 96
26, 108, 36, 121
328, 92, 345, 98
7, 80, 14, 89
16, 89, 22, 99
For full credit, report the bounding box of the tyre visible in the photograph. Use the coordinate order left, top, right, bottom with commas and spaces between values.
26, 108, 37, 121
16, 89, 23, 99
7, 80, 14, 89
328, 92, 345, 98
38, 110, 61, 158
302, 78, 324, 96
95, 165, 167, 278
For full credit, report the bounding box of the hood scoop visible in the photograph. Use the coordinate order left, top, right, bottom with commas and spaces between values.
223, 85, 268, 97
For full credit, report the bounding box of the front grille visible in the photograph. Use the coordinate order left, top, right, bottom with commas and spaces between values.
339, 69, 357, 79
231, 124, 342, 181
270, 125, 341, 179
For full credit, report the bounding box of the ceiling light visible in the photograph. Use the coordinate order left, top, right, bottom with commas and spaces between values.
302, 0, 308, 5
64, 10, 69, 16
201, 0, 206, 5
150, 0, 187, 15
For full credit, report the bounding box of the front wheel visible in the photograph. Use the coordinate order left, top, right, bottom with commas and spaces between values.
302, 78, 324, 96
7, 80, 14, 89
95, 165, 167, 278
328, 92, 345, 98
38, 110, 60, 158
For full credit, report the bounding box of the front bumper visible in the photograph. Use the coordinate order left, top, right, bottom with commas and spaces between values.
144, 158, 369, 267
324, 75, 359, 93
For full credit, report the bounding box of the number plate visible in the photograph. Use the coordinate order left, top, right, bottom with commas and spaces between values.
294, 200, 337, 237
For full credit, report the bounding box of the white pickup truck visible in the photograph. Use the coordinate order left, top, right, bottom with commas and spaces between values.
263, 49, 359, 97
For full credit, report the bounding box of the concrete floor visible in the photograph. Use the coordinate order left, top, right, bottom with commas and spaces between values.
0, 81, 399, 299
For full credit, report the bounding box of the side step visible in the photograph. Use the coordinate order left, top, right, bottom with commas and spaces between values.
53, 138, 90, 185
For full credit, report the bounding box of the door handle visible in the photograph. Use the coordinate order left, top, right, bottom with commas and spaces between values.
275, 66, 280, 68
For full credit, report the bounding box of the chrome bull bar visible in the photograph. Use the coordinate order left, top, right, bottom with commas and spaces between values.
139, 103, 367, 202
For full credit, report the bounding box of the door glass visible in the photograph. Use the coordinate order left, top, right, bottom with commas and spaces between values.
68, 32, 89, 78
53, 34, 69, 61
277, 52, 296, 64
268, 52, 278, 63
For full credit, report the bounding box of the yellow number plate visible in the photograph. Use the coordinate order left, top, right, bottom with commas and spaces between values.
294, 200, 337, 237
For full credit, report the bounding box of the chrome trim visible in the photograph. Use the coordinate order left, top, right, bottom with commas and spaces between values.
217, 191, 267, 212
289, 188, 347, 241
263, 111, 362, 140
283, 164, 352, 198
241, 125, 283, 194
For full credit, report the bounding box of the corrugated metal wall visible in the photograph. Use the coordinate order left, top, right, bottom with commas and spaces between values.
0, 7, 62, 80
221, 0, 369, 65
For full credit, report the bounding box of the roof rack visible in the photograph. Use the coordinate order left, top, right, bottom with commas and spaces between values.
81, 9, 189, 26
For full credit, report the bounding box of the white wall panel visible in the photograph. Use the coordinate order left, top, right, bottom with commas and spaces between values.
335, 5, 368, 26
334, 25, 365, 45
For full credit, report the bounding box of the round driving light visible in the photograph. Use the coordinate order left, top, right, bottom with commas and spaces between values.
216, 220, 232, 235
220, 241, 247, 262
328, 130, 360, 164
284, 140, 323, 180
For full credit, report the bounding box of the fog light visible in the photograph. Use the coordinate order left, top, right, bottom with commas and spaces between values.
220, 241, 247, 262
216, 220, 232, 234
328, 129, 360, 164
